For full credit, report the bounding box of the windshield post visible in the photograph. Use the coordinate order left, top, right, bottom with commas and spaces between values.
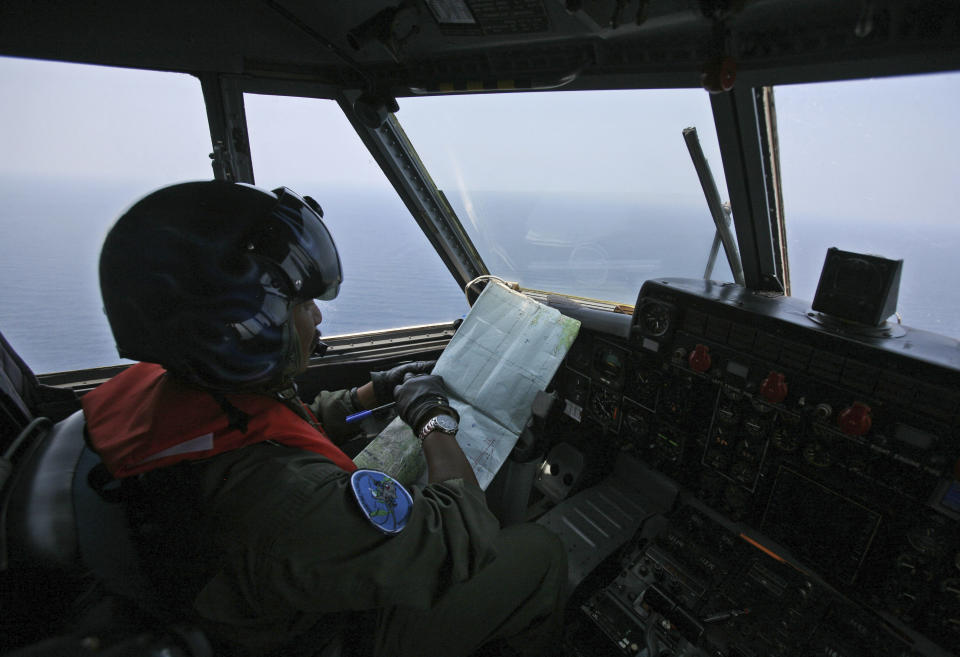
710, 85, 787, 293
199, 74, 255, 184
336, 92, 488, 290
758, 86, 789, 295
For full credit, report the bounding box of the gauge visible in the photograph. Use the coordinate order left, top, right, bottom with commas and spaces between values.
907, 524, 948, 557
594, 349, 623, 380
639, 302, 671, 336
626, 356, 661, 409
771, 427, 798, 451
589, 387, 621, 427
716, 400, 740, 426
633, 367, 653, 387
623, 407, 650, 438
592, 342, 627, 385
802, 441, 832, 467
772, 412, 800, 451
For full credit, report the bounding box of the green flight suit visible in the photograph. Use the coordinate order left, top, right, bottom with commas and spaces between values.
129, 389, 568, 657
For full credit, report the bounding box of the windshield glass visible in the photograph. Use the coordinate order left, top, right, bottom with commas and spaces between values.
243, 93, 468, 337
0, 57, 211, 373
398, 89, 733, 305
776, 72, 960, 338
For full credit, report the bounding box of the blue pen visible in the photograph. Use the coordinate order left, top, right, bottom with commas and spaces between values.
345, 401, 396, 423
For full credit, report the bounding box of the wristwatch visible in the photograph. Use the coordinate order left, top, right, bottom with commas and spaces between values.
418, 413, 459, 442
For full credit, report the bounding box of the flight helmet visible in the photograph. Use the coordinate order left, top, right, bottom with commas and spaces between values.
100, 181, 342, 392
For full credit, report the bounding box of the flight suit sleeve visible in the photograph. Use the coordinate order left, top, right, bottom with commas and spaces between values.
308, 388, 362, 444
194, 451, 501, 624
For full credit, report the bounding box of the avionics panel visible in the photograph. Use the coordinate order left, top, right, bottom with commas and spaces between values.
580, 504, 933, 657
555, 278, 960, 656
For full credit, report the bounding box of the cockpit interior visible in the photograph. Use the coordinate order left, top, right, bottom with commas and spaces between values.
2, 2, 959, 656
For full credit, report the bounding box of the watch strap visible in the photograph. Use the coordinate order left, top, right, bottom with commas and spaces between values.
417, 413, 458, 442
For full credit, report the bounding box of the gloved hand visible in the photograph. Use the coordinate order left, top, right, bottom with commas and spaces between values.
393, 373, 459, 434
370, 360, 436, 404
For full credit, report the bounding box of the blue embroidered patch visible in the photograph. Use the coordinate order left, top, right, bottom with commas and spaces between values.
349, 469, 413, 535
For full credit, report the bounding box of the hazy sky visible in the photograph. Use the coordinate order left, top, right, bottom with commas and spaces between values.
399, 89, 727, 202
0, 57, 211, 184
776, 73, 960, 227
2, 55, 958, 225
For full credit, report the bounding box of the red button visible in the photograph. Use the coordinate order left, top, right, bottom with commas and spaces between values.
689, 344, 712, 373
760, 371, 788, 404
838, 402, 872, 436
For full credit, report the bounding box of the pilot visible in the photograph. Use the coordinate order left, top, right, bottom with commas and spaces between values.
80, 181, 567, 657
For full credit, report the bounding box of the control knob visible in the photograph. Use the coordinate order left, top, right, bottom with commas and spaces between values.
838, 401, 872, 436
814, 403, 832, 420
689, 344, 712, 373
759, 371, 788, 404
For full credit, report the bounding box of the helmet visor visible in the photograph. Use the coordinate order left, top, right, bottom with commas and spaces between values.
265, 187, 343, 301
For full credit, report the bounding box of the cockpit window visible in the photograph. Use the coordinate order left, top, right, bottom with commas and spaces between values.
397, 89, 734, 305
776, 72, 960, 339
0, 57, 211, 373
242, 93, 468, 336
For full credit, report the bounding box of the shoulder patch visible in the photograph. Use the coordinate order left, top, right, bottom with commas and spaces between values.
349, 469, 414, 535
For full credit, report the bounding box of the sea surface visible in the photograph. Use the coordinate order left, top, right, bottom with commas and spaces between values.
2, 177, 959, 374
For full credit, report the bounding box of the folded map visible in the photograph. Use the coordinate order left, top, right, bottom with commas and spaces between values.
353, 281, 581, 489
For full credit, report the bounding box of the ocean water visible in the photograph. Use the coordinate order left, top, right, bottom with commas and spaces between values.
0, 177, 469, 373
2, 177, 959, 374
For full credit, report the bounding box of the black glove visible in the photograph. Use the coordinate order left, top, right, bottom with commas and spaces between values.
370, 360, 436, 404
393, 373, 459, 434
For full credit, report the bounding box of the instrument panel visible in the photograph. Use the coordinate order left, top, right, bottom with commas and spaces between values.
554, 278, 960, 656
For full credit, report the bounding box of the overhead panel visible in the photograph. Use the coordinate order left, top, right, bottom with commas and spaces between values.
425, 0, 550, 35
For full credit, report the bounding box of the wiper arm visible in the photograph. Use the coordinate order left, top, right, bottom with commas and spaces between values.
683, 127, 745, 286
703, 201, 733, 281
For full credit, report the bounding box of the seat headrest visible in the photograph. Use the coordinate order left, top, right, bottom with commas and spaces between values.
2, 410, 87, 574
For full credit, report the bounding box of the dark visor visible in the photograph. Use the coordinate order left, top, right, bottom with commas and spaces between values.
261, 187, 343, 301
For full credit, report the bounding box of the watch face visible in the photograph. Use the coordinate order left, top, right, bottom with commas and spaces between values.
433, 414, 458, 433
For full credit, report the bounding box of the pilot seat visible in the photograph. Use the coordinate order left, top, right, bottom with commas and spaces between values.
0, 328, 211, 656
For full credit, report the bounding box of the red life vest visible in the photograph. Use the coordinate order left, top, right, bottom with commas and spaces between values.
82, 362, 357, 478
